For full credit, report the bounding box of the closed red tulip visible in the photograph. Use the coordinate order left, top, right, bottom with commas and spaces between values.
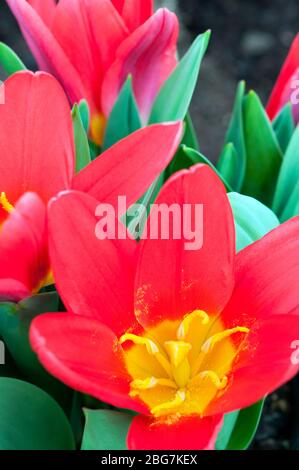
7, 0, 179, 143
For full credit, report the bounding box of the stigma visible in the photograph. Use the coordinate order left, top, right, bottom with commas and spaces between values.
120, 310, 249, 418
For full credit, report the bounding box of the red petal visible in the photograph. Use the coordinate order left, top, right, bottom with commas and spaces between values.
48, 190, 137, 336
6, 0, 85, 104
27, 0, 56, 27
128, 414, 223, 450
121, 0, 154, 32
72, 122, 183, 210
207, 314, 299, 415
135, 164, 235, 328
0, 71, 74, 213
267, 33, 299, 120
51, 0, 128, 113
30, 313, 146, 413
101, 8, 178, 122
221, 216, 299, 327
0, 279, 30, 303
0, 192, 48, 301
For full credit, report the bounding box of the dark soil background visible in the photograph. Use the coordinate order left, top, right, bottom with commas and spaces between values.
1, 0, 298, 450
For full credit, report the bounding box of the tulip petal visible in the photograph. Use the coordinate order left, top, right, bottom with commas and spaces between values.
30, 313, 147, 413
101, 8, 178, 122
0, 71, 74, 214
0, 192, 48, 301
72, 122, 183, 210
121, 0, 154, 32
207, 314, 299, 416
267, 34, 299, 120
221, 215, 299, 326
6, 0, 85, 103
51, 0, 128, 113
135, 164, 235, 328
48, 190, 137, 336
127, 414, 223, 450
27, 0, 56, 27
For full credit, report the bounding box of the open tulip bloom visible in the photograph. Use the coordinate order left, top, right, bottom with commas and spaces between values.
0, 70, 182, 302
7, 0, 178, 144
30, 164, 299, 450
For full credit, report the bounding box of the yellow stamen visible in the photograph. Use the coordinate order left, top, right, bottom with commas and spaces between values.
91, 113, 106, 146
120, 333, 172, 377
201, 326, 250, 354
177, 309, 209, 340
130, 377, 177, 396
191, 370, 228, 390
151, 390, 186, 417
0, 192, 14, 213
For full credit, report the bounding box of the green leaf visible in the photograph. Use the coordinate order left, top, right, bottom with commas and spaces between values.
179, 146, 233, 192
149, 31, 211, 124
272, 123, 299, 217
182, 114, 199, 150
216, 411, 239, 450
279, 180, 299, 222
103, 76, 141, 150
0, 293, 72, 410
78, 99, 90, 134
0, 378, 75, 450
226, 400, 265, 450
0, 42, 26, 76
272, 103, 295, 153
81, 409, 133, 450
217, 143, 239, 190
242, 91, 283, 206
222, 81, 246, 191
72, 104, 91, 172
228, 192, 280, 252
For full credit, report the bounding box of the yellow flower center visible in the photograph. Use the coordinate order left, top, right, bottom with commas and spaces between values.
91, 113, 106, 147
120, 310, 249, 419
0, 192, 14, 213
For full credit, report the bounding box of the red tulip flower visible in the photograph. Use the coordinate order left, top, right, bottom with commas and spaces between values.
7, 0, 179, 144
0, 70, 182, 301
267, 34, 299, 122
30, 164, 299, 450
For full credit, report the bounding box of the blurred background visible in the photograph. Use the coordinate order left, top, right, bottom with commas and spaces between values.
0, 0, 298, 450
1, 0, 299, 160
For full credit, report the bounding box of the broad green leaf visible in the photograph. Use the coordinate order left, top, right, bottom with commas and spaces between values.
279, 180, 299, 222
216, 411, 239, 450
272, 103, 295, 153
180, 146, 233, 191
242, 91, 282, 206
0, 378, 75, 450
217, 143, 239, 190
0, 42, 26, 76
78, 99, 90, 134
222, 81, 246, 191
226, 400, 265, 450
81, 409, 133, 450
272, 123, 299, 217
149, 31, 211, 124
228, 193, 280, 252
72, 104, 91, 172
0, 293, 71, 409
103, 76, 141, 150
183, 113, 199, 150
